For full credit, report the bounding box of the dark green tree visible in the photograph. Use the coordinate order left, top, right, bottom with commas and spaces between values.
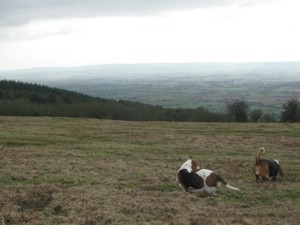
281, 98, 300, 122
47, 93, 56, 104
62, 95, 72, 104
262, 113, 277, 122
249, 109, 263, 122
29, 92, 45, 104
227, 99, 249, 122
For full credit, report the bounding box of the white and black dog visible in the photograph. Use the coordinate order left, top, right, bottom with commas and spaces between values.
177, 159, 240, 195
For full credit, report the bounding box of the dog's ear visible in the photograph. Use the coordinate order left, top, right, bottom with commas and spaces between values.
191, 160, 199, 171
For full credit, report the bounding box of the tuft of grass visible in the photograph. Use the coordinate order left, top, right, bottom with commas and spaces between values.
15, 185, 55, 211
160, 182, 176, 192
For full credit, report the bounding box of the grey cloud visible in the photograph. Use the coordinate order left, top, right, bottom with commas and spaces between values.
0, 0, 259, 27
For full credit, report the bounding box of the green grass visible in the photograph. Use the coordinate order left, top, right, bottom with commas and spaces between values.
0, 174, 97, 187
0, 175, 43, 185
0, 116, 300, 225
160, 182, 177, 192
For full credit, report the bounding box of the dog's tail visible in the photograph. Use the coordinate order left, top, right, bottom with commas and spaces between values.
256, 147, 265, 165
216, 174, 240, 192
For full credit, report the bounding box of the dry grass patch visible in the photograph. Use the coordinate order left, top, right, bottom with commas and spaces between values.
0, 117, 300, 224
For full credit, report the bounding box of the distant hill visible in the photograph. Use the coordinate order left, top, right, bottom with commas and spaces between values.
1, 62, 300, 81
1, 62, 300, 115
0, 80, 226, 122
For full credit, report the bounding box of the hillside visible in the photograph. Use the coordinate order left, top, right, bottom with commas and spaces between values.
0, 80, 163, 120
1, 62, 300, 115
0, 80, 226, 122
1, 117, 299, 224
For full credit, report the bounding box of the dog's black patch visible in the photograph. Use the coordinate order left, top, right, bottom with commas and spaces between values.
268, 160, 280, 178
178, 169, 204, 191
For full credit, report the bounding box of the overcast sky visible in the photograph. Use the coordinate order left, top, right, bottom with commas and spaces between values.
0, 0, 299, 70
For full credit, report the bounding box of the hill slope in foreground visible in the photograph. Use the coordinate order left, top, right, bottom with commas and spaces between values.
1, 116, 300, 225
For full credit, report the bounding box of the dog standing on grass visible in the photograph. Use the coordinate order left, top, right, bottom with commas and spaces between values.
254, 147, 284, 184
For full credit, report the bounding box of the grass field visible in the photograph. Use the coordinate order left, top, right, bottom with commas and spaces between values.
0, 116, 300, 225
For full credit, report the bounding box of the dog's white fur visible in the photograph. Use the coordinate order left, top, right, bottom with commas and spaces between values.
177, 159, 240, 195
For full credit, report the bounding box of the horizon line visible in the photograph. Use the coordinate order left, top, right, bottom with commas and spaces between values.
1, 60, 300, 72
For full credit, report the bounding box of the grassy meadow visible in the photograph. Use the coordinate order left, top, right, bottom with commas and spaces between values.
0, 116, 300, 225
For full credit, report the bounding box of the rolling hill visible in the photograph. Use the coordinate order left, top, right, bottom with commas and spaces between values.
1, 62, 299, 116
0, 80, 226, 122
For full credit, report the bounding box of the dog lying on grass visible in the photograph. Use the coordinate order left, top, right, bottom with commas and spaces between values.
254, 147, 284, 184
177, 159, 240, 195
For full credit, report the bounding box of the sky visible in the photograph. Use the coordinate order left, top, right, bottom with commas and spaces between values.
0, 0, 300, 70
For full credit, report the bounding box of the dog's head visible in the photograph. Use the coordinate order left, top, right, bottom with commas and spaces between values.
179, 159, 200, 172
254, 164, 261, 176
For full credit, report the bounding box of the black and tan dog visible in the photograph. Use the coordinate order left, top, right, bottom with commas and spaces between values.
254, 147, 284, 184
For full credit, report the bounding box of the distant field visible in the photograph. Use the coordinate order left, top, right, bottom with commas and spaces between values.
3, 62, 300, 116
52, 74, 300, 116
1, 117, 300, 225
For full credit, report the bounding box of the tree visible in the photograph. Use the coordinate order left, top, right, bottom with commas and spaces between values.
262, 113, 277, 122
61, 95, 72, 104
249, 109, 263, 122
29, 92, 45, 104
281, 98, 300, 122
47, 93, 56, 104
227, 99, 249, 122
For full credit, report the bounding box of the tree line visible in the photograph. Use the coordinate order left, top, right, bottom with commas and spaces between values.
0, 80, 299, 122
227, 98, 300, 123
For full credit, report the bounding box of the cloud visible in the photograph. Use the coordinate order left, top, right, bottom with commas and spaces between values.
0, 22, 77, 42
0, 0, 263, 27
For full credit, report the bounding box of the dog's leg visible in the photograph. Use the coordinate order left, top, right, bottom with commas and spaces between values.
278, 164, 284, 177
205, 187, 217, 195
225, 184, 240, 191
255, 174, 259, 183
188, 187, 206, 193
255, 174, 262, 186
